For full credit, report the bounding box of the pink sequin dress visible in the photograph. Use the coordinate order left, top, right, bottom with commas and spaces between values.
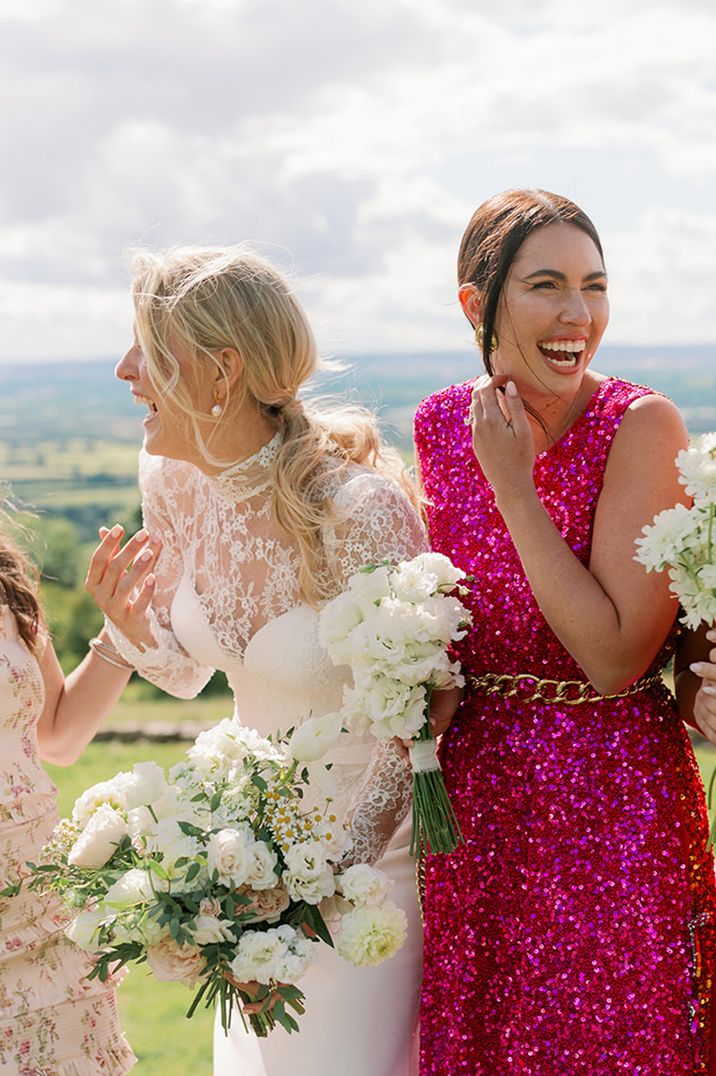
414, 376, 716, 1075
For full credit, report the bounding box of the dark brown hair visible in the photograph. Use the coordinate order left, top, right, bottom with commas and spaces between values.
0, 523, 42, 652
457, 188, 604, 375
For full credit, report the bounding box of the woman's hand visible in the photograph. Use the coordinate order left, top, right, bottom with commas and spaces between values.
689, 630, 716, 746
468, 376, 536, 502
85, 524, 161, 651
429, 685, 463, 736
223, 972, 283, 1015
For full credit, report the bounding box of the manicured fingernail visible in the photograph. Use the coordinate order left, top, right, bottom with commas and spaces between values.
139, 548, 153, 562
707, 631, 716, 642
99, 526, 108, 537
506, 380, 518, 397
145, 573, 156, 587
691, 663, 705, 674
110, 524, 123, 537
703, 686, 716, 696
135, 528, 148, 541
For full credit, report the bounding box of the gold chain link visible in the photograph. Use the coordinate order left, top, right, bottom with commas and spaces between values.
468, 670, 664, 707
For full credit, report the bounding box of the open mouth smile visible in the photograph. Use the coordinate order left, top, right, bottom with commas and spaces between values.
536, 338, 587, 369
133, 392, 159, 422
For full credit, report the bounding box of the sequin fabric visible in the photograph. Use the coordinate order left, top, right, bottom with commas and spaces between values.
414, 376, 716, 1075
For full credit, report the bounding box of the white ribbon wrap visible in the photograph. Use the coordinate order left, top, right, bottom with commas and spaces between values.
409, 739, 441, 774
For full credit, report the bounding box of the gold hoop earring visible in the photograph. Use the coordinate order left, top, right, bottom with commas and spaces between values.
475, 323, 498, 352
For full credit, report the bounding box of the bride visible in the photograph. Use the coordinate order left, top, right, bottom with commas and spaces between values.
86, 246, 441, 1076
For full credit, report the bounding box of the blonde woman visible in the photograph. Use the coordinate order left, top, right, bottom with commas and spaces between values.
86, 247, 432, 1076
0, 524, 135, 1072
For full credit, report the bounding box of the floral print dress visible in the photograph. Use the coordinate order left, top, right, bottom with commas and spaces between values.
0, 605, 135, 1074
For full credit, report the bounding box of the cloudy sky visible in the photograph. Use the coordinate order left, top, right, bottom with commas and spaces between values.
0, 0, 714, 363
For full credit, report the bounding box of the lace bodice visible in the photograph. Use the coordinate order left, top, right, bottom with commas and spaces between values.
106, 437, 428, 863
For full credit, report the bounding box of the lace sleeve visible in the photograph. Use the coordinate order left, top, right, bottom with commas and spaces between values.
325, 470, 429, 587
326, 471, 426, 864
343, 739, 413, 866
104, 452, 214, 699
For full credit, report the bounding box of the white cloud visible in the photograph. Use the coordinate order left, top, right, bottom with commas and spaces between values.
0, 0, 713, 360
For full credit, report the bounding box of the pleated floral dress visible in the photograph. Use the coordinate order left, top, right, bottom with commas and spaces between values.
414, 376, 716, 1074
0, 604, 135, 1074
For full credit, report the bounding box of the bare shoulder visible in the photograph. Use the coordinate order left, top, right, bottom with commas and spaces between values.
611, 393, 688, 457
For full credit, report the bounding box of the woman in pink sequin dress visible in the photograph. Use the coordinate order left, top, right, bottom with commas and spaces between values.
415, 189, 716, 1074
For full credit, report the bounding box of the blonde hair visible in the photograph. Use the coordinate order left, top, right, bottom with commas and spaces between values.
131, 246, 416, 603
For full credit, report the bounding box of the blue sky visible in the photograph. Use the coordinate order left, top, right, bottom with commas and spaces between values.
0, 0, 713, 362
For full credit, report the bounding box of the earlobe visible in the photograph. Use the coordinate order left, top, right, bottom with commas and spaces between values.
457, 284, 482, 328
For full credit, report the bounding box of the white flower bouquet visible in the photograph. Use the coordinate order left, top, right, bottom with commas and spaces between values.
635, 433, 716, 628
29, 721, 407, 1037
318, 552, 471, 856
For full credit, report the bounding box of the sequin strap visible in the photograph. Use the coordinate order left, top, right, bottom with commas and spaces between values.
469, 670, 664, 706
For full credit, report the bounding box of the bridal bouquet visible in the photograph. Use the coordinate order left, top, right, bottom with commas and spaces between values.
29, 721, 407, 1036
318, 552, 471, 856
635, 433, 716, 628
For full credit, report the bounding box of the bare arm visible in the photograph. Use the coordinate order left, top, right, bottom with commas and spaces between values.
36, 630, 131, 766
472, 378, 687, 694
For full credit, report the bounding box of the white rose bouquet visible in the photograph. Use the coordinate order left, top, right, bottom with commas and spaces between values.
635, 433, 716, 628
318, 552, 471, 856
29, 721, 407, 1037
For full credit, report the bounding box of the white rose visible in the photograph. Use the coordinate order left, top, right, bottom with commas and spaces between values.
104, 868, 155, 907
336, 864, 393, 907
68, 803, 128, 869
336, 902, 407, 966
190, 913, 236, 946
72, 779, 128, 829
65, 909, 108, 952
288, 712, 343, 763
246, 841, 279, 891
284, 841, 328, 880
147, 935, 205, 986
120, 761, 168, 809
207, 827, 253, 888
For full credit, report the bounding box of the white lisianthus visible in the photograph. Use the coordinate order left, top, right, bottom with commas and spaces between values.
677, 434, 716, 503
347, 565, 392, 613
317, 591, 364, 652
344, 679, 427, 740
65, 909, 108, 952
288, 712, 343, 763
72, 779, 128, 829
190, 914, 236, 946
336, 902, 408, 967
336, 864, 392, 907
245, 840, 279, 890
283, 840, 335, 904
146, 818, 202, 868
146, 935, 205, 986
229, 928, 286, 984
207, 827, 253, 888
68, 803, 128, 869
407, 551, 466, 589
104, 868, 155, 907
273, 929, 316, 983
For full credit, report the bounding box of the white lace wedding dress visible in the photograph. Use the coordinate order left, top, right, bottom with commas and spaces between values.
106, 433, 427, 1076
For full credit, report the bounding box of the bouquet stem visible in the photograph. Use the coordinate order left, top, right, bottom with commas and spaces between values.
409, 699, 463, 857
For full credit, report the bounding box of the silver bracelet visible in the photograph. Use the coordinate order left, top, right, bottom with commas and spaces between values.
89, 636, 134, 671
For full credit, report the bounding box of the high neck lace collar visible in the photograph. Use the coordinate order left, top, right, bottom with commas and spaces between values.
208, 430, 283, 501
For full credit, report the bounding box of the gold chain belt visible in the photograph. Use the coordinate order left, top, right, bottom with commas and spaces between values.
468, 670, 664, 707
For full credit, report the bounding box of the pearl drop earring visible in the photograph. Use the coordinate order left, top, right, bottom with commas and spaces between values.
210, 402, 223, 417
